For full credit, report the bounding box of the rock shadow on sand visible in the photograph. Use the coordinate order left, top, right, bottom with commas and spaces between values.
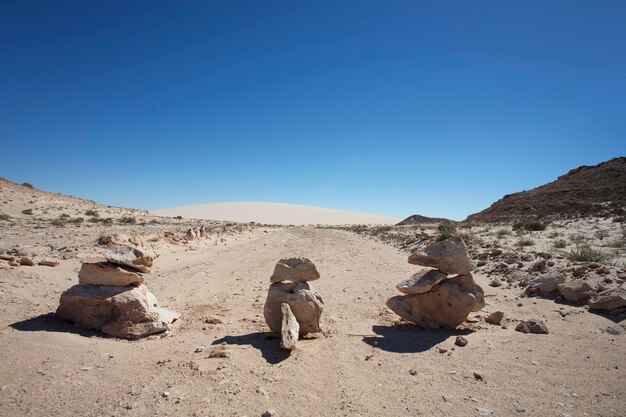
212, 332, 291, 364
362, 324, 473, 353
9, 313, 104, 337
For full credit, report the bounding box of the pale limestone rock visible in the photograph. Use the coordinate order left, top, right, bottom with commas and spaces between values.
280, 303, 299, 350
408, 236, 475, 275
386, 274, 484, 329
79, 262, 144, 286
264, 281, 323, 335
396, 269, 447, 294
56, 284, 179, 339
270, 257, 320, 283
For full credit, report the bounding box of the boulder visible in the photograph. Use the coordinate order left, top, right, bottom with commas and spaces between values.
38, 258, 60, 267
78, 262, 144, 286
506, 270, 528, 284
56, 284, 180, 339
280, 303, 299, 350
396, 269, 447, 294
557, 280, 595, 303
185, 228, 197, 240
515, 320, 549, 334
408, 236, 475, 275
99, 234, 129, 246
588, 287, 626, 314
386, 274, 485, 329
199, 226, 207, 237
486, 311, 504, 325
264, 281, 324, 335
102, 246, 153, 273
128, 235, 144, 247
19, 257, 35, 266
527, 271, 565, 294
270, 257, 320, 283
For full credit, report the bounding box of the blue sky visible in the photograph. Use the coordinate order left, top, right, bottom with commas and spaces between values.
1, 1, 624, 220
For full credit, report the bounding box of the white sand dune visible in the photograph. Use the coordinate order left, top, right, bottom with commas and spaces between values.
150, 202, 399, 225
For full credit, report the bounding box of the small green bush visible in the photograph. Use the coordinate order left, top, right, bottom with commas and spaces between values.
436, 223, 457, 241
21, 208, 33, 215
85, 209, 99, 217
613, 216, 625, 223
605, 238, 626, 249
118, 216, 137, 225
50, 218, 65, 227
553, 239, 567, 249
68, 217, 84, 224
0, 213, 11, 221
102, 217, 114, 226
566, 245, 613, 264
517, 237, 535, 247
496, 228, 511, 237
513, 221, 546, 232
22, 182, 34, 189
59, 213, 71, 219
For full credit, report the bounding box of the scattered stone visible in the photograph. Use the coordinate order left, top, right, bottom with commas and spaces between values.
56, 284, 180, 339
396, 269, 446, 294
557, 280, 595, 303
530, 259, 547, 273
185, 228, 197, 240
208, 345, 229, 358
386, 274, 484, 329
0, 254, 15, 261
264, 281, 324, 335
0, 262, 5, 269
409, 369, 417, 375
128, 235, 144, 247
78, 262, 144, 286
489, 278, 502, 287
19, 257, 35, 266
437, 347, 448, 354
103, 246, 153, 273
204, 316, 224, 324
513, 401, 526, 412
38, 258, 59, 267
270, 257, 320, 283
473, 371, 484, 381
280, 303, 299, 350
455, 336, 468, 347
507, 270, 527, 283
515, 320, 549, 334
476, 407, 494, 416
194, 346, 205, 353
588, 286, 626, 314
486, 311, 504, 325
527, 271, 565, 294
261, 410, 276, 417
99, 234, 129, 246
408, 236, 476, 275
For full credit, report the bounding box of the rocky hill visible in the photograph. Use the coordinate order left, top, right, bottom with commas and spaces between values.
396, 214, 453, 226
467, 157, 626, 222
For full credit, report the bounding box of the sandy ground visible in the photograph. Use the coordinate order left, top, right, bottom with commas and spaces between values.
1, 180, 625, 417
1, 226, 625, 417
151, 202, 400, 226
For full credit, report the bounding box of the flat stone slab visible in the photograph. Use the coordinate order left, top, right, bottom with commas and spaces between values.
396, 269, 447, 294
408, 236, 475, 275
270, 257, 320, 283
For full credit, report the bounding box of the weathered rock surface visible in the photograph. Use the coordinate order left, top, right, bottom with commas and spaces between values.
38, 258, 60, 267
270, 257, 320, 283
56, 284, 180, 339
280, 303, 299, 350
264, 281, 324, 335
515, 320, 549, 334
78, 262, 144, 286
396, 269, 447, 294
486, 311, 504, 325
527, 271, 565, 294
386, 274, 485, 329
506, 270, 528, 283
408, 236, 475, 275
103, 246, 153, 273
558, 280, 595, 303
588, 286, 626, 314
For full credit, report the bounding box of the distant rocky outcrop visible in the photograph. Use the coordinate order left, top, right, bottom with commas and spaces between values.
396, 214, 454, 226
467, 157, 626, 222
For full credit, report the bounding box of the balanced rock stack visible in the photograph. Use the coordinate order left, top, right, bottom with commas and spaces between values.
386, 236, 485, 329
263, 257, 324, 350
56, 245, 180, 339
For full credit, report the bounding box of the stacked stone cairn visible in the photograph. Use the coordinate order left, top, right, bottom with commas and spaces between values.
263, 257, 324, 350
56, 245, 180, 339
386, 236, 485, 329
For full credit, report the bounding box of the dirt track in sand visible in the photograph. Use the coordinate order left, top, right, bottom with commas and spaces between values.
1, 227, 625, 417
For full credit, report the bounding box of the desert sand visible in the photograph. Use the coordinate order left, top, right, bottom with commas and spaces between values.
151, 202, 399, 226
1, 180, 625, 417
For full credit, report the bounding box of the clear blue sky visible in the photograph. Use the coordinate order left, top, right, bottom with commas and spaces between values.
1, 1, 624, 220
